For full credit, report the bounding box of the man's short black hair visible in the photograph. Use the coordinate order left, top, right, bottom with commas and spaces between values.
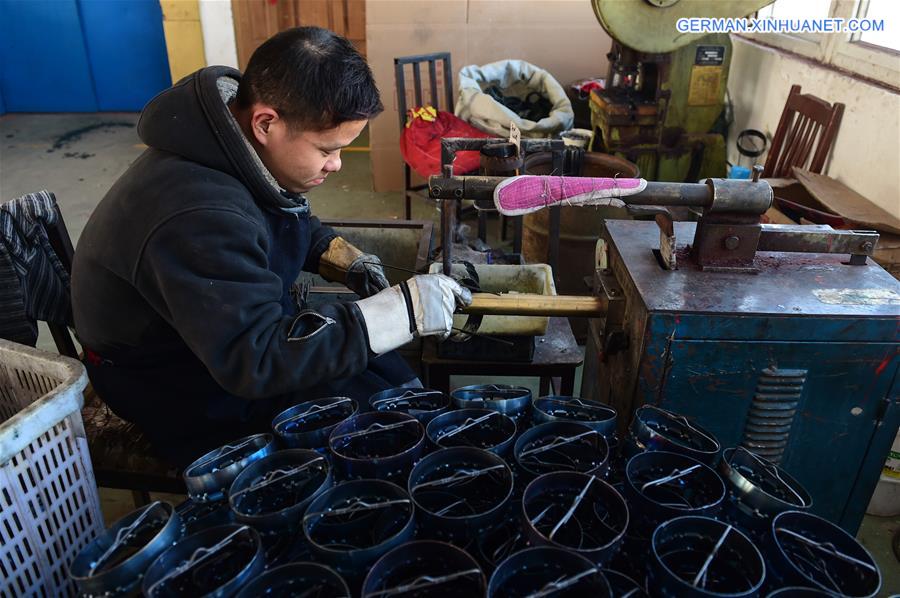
236, 27, 383, 131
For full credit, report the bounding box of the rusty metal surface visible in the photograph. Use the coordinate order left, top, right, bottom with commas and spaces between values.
706, 178, 773, 214
606, 220, 900, 321
757, 224, 879, 257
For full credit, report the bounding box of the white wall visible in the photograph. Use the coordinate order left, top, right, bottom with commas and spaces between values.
199, 0, 239, 69
728, 36, 900, 216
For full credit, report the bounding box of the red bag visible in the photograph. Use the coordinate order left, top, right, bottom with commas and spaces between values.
399, 106, 496, 179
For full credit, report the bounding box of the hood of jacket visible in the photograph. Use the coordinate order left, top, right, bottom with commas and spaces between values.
137, 65, 302, 210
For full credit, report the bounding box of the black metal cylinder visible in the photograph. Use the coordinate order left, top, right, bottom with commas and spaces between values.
272, 397, 358, 452
767, 511, 881, 597
328, 411, 425, 483
366, 387, 450, 424
228, 449, 331, 535
234, 562, 350, 598
604, 568, 650, 597
488, 547, 613, 597
450, 384, 532, 427
521, 471, 629, 566
409, 447, 514, 548
71, 501, 183, 597
303, 479, 415, 592
624, 451, 726, 538
183, 433, 276, 502
426, 408, 517, 456
718, 447, 812, 542
514, 421, 609, 484
649, 516, 766, 597
625, 406, 721, 465
362, 540, 486, 597
532, 395, 617, 436
142, 524, 265, 597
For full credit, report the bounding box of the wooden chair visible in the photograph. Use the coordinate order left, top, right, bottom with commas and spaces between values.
762, 84, 845, 178
394, 52, 454, 220
32, 195, 183, 505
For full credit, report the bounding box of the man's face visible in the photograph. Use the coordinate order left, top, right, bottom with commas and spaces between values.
251, 114, 368, 194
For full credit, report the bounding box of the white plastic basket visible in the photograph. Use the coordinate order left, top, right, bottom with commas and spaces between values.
0, 339, 104, 597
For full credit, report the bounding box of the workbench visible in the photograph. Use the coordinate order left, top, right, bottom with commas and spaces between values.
421, 317, 583, 397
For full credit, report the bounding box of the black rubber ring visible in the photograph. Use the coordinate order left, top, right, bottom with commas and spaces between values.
736, 129, 767, 158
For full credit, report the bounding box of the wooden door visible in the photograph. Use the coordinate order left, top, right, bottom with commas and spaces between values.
232, 0, 365, 70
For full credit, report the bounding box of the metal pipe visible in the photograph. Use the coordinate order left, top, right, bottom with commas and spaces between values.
429, 175, 712, 207
460, 293, 607, 317
442, 198, 452, 276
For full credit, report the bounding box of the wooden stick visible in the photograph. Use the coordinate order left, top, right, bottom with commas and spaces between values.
460, 293, 607, 317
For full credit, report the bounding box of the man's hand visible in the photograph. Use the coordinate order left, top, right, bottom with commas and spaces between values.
346, 253, 390, 298
354, 274, 473, 354
318, 236, 388, 298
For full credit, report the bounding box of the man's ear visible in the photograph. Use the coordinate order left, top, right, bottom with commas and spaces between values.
249, 106, 280, 146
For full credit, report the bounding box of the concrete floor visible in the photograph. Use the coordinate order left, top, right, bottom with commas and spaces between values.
2, 113, 898, 594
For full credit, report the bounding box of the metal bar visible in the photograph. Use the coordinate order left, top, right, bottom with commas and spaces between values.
513, 215, 523, 254
461, 293, 607, 317
429, 175, 712, 207
442, 198, 452, 275
443, 55, 454, 112
757, 224, 879, 256
428, 60, 438, 109
394, 60, 407, 130
412, 62, 423, 107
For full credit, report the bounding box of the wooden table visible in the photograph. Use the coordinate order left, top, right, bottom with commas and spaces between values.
421, 317, 583, 396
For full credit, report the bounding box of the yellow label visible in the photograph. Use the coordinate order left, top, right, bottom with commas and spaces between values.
688, 65, 723, 107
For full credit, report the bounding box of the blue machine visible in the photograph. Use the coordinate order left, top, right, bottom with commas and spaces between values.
584, 219, 900, 533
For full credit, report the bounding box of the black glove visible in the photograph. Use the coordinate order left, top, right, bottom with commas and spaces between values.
346, 253, 390, 298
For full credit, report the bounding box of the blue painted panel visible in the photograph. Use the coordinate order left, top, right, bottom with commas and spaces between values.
660, 338, 898, 531
78, 0, 171, 111
0, 84, 5, 115
0, 0, 98, 111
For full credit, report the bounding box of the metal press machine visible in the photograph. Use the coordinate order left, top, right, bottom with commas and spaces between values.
430, 161, 900, 534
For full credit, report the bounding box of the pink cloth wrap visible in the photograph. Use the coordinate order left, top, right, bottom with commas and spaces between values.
493, 175, 647, 216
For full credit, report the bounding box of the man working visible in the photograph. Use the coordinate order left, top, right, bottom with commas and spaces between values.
71, 27, 470, 467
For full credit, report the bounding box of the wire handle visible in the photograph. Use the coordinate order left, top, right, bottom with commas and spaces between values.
146, 526, 251, 596
692, 524, 732, 588
363, 568, 483, 597
519, 430, 599, 458
305, 497, 411, 522
411, 464, 507, 492
190, 436, 261, 473
543, 397, 612, 414
462, 385, 528, 400
439, 411, 498, 440
644, 405, 718, 447
90, 501, 165, 575
230, 457, 325, 501
277, 398, 353, 428
549, 475, 595, 541
733, 446, 806, 506
525, 567, 600, 598
776, 527, 878, 572
641, 464, 702, 493
371, 390, 443, 408
335, 419, 419, 444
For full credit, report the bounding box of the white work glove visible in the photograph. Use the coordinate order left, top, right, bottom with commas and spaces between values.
355, 274, 473, 354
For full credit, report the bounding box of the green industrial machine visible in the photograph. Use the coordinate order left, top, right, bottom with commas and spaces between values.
589, 0, 772, 181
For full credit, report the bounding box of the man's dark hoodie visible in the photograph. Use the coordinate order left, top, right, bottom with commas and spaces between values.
72, 67, 407, 466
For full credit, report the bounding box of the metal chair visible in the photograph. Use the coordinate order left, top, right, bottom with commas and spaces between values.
762, 84, 845, 178
394, 52, 454, 219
